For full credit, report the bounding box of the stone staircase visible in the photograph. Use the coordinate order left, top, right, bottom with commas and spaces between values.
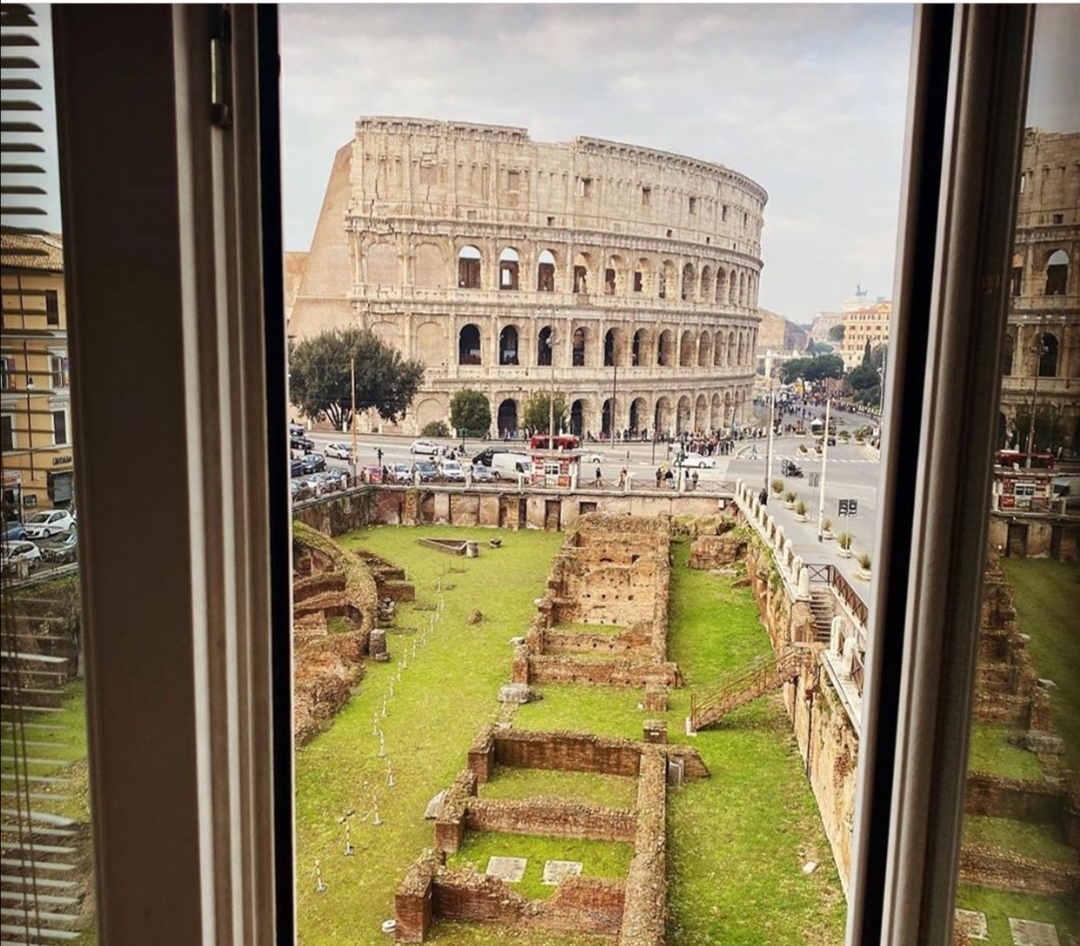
809, 589, 834, 644
688, 649, 802, 732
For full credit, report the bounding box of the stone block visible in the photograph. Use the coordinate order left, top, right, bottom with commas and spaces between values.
643, 719, 667, 744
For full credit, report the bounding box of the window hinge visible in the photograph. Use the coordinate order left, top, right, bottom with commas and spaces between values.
209, 5, 232, 129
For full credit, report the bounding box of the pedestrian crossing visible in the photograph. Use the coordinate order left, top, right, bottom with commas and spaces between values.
731, 454, 878, 464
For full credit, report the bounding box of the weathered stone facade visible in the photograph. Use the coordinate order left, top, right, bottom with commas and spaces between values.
1000, 128, 1080, 454
289, 117, 766, 437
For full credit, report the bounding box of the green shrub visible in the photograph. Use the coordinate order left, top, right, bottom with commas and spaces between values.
421, 420, 450, 438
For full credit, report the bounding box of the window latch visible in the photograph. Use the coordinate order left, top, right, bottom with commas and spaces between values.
209, 5, 232, 129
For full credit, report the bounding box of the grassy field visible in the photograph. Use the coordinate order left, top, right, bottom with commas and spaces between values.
963, 815, 1076, 863
967, 723, 1046, 780
999, 558, 1080, 777
478, 766, 638, 809
956, 886, 1079, 946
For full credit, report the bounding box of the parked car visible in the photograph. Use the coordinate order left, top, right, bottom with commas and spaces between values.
290, 457, 304, 478
471, 464, 494, 483
471, 446, 510, 467
439, 460, 465, 482
410, 439, 439, 456
289, 422, 305, 439
325, 442, 354, 460
326, 467, 353, 489
1, 539, 42, 573
675, 452, 716, 469
301, 452, 326, 474
290, 434, 315, 453
2, 520, 27, 541
387, 463, 412, 484
40, 530, 79, 563
23, 509, 76, 539
580, 451, 606, 463
781, 459, 804, 477
412, 461, 439, 482
490, 453, 532, 479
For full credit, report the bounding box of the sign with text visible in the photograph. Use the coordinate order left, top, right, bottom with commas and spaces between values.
838, 499, 858, 517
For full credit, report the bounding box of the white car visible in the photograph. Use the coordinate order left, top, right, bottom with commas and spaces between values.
676, 452, 716, 469
439, 460, 465, 482
23, 509, 76, 539
1, 540, 42, 572
580, 451, 606, 463
324, 442, 354, 460
410, 439, 439, 455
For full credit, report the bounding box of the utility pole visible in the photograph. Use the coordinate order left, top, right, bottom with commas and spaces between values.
817, 397, 831, 542
549, 325, 556, 442
350, 356, 357, 481
764, 371, 777, 494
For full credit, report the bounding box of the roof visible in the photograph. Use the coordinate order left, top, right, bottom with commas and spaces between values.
0, 228, 64, 273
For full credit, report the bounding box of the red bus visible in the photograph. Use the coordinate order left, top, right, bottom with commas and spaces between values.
994, 449, 1054, 470
529, 433, 580, 451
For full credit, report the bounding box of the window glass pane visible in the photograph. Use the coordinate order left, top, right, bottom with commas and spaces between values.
281, 6, 912, 943
1, 5, 96, 943
953, 7, 1080, 944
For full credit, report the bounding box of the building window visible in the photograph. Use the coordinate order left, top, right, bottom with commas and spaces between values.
1052, 212, 1063, 224
546, 215, 556, 226
641, 186, 651, 207
45, 289, 59, 325
688, 196, 697, 215
1044, 249, 1069, 296
53, 409, 68, 445
1019, 171, 1026, 193
1, 414, 13, 452
577, 177, 592, 198
51, 353, 70, 388
0, 355, 14, 391
722, 204, 728, 221
507, 170, 520, 190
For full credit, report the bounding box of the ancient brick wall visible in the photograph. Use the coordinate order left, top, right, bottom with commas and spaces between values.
965, 772, 1070, 828
525, 655, 682, 689
959, 845, 1080, 898
293, 487, 377, 536
490, 729, 645, 779
619, 749, 667, 946
463, 798, 636, 843
687, 531, 749, 569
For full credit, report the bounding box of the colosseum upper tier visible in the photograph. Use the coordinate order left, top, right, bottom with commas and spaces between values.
288, 117, 768, 437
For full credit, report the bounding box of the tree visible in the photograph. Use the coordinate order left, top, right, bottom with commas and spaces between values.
449, 389, 492, 436
521, 392, 568, 433
827, 324, 846, 342
289, 328, 424, 429
779, 354, 845, 384
862, 339, 873, 366
847, 364, 880, 391
805, 340, 834, 356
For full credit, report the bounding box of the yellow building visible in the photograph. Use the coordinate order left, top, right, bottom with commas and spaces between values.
1, 230, 74, 516
840, 298, 892, 369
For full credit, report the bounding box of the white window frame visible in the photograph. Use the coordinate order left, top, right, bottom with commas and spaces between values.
50, 5, 1040, 946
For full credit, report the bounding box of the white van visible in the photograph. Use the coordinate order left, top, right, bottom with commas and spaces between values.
489, 452, 532, 479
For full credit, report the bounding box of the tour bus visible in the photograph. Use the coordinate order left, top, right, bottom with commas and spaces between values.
529, 433, 580, 451
993, 450, 1055, 470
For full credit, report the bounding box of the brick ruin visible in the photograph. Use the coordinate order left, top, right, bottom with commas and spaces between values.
395, 515, 709, 943
512, 515, 682, 697
395, 729, 707, 944
291, 521, 413, 745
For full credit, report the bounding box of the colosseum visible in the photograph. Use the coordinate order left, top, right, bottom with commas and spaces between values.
287, 117, 767, 438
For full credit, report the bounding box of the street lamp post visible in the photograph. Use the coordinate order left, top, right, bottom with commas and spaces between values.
1024, 325, 1047, 467
764, 369, 778, 495
817, 397, 831, 542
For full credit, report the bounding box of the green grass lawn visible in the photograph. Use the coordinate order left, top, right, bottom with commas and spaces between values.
956, 886, 1078, 945
479, 766, 638, 809
446, 830, 634, 900
967, 723, 1046, 781
295, 525, 564, 946
963, 814, 1077, 864
999, 558, 1080, 777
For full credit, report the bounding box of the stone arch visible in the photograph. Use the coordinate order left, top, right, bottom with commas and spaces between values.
414, 242, 446, 288
458, 324, 482, 365
679, 330, 696, 367
629, 396, 648, 434
723, 390, 733, 425
573, 252, 592, 294
458, 245, 482, 289
605, 255, 626, 296
700, 264, 713, 300
1045, 249, 1069, 296
654, 396, 673, 435
716, 268, 727, 304
737, 331, 746, 366
1038, 332, 1059, 377
738, 271, 747, 306
601, 398, 614, 437
537, 325, 554, 366
497, 398, 518, 436
714, 331, 726, 367
1010, 252, 1024, 296
604, 327, 623, 367
570, 398, 586, 437
415, 320, 444, 365
681, 262, 696, 301
710, 392, 722, 430
499, 325, 520, 365
1002, 331, 1015, 376
633, 258, 652, 295
632, 328, 648, 367
499, 247, 520, 290
537, 248, 557, 292
658, 329, 674, 367
414, 397, 444, 429
572, 325, 588, 367
676, 395, 692, 434
694, 393, 708, 432
728, 270, 738, 305
366, 242, 399, 287
698, 330, 712, 367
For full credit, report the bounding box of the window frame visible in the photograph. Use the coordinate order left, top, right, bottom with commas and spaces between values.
49, 5, 1042, 946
